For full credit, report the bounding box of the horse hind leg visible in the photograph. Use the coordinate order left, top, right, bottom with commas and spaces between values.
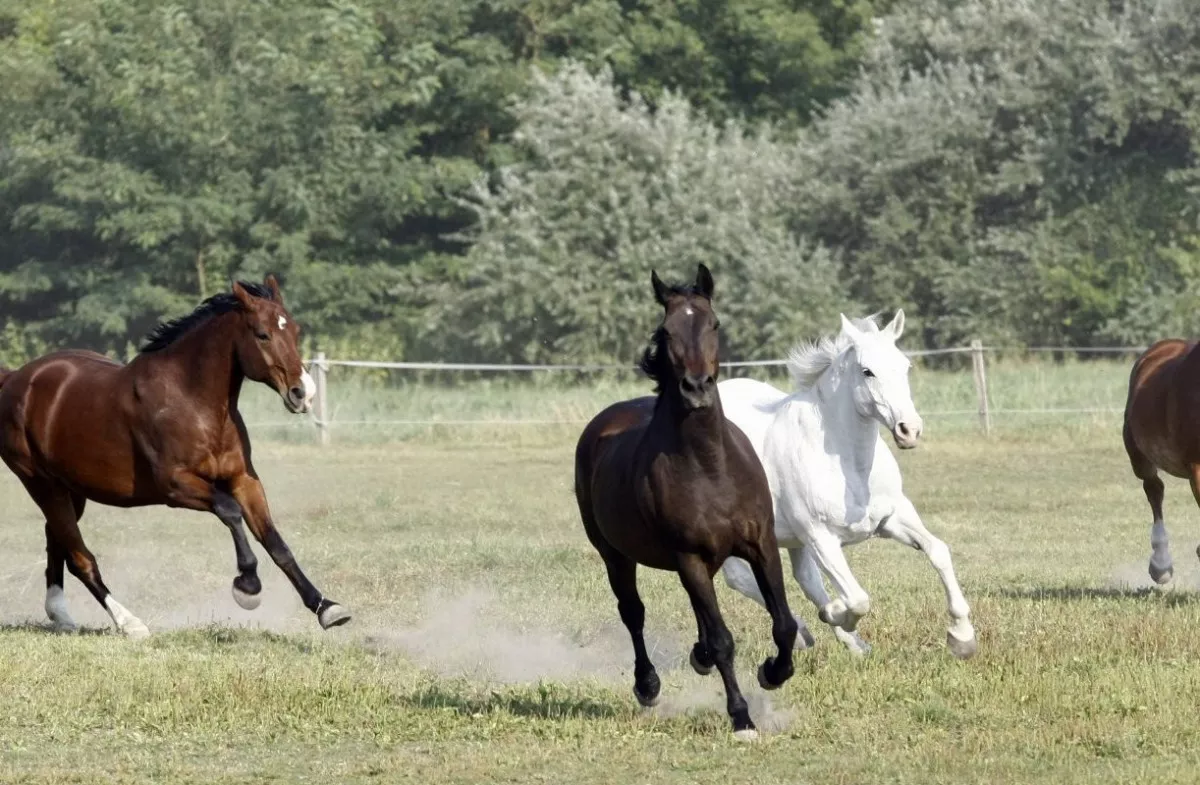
1124, 425, 1172, 584
35, 484, 148, 639
44, 518, 76, 632
602, 554, 661, 707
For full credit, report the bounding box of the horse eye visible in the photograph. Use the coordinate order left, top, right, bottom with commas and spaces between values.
254, 329, 269, 341
862, 367, 875, 378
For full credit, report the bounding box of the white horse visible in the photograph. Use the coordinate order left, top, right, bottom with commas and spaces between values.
718, 311, 977, 659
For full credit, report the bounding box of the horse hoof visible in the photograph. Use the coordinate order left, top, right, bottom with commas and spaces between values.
633, 685, 660, 708
232, 584, 262, 611
946, 631, 978, 660
835, 628, 871, 656
757, 661, 783, 691
689, 648, 714, 676
1150, 563, 1174, 585
51, 621, 78, 634
847, 638, 872, 657
123, 621, 151, 641
317, 600, 352, 630
732, 728, 759, 743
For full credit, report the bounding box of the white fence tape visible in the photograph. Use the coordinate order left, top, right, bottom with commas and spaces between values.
272, 344, 1142, 441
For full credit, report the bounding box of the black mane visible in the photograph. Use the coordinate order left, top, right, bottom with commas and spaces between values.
141, 281, 275, 353
638, 281, 708, 392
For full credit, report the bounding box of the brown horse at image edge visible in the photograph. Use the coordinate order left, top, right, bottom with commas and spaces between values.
574, 264, 804, 741
1122, 337, 1200, 586
0, 275, 350, 637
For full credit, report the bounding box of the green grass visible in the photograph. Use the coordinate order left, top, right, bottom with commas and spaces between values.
4, 361, 1200, 783
239, 356, 1137, 445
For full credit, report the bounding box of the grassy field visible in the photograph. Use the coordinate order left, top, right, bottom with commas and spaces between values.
238, 354, 1137, 445
5, 360, 1200, 783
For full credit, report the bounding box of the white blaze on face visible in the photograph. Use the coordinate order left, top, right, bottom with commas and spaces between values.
278, 315, 287, 330
300, 368, 316, 409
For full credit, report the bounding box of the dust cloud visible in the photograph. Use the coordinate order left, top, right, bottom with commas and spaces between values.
361, 587, 680, 683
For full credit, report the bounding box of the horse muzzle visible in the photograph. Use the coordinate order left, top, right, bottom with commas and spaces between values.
679, 373, 716, 410
284, 369, 316, 414
892, 419, 922, 449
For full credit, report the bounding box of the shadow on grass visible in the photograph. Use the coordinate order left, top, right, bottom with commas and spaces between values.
0, 620, 111, 636
985, 585, 1200, 607
401, 683, 623, 720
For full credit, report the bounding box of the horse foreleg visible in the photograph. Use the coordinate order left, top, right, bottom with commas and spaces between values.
878, 499, 976, 659
788, 546, 870, 655
1125, 424, 1172, 583
602, 555, 661, 706
230, 474, 350, 630
741, 545, 799, 690
806, 529, 871, 632
165, 470, 262, 609
676, 554, 756, 741
720, 555, 815, 650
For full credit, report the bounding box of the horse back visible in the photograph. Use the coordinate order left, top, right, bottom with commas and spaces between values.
1125, 338, 1199, 476
717, 377, 788, 456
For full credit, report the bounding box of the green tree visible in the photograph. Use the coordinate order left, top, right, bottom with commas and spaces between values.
432, 64, 849, 365
793, 0, 1200, 348
0, 0, 439, 354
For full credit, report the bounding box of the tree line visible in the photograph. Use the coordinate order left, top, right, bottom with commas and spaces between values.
0, 0, 1196, 366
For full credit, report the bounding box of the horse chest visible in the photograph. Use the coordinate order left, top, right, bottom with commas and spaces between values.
771, 452, 875, 542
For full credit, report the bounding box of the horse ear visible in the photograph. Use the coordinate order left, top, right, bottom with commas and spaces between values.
232, 280, 255, 308
651, 270, 670, 306
695, 263, 714, 300
840, 313, 864, 343
885, 308, 905, 340
264, 274, 283, 304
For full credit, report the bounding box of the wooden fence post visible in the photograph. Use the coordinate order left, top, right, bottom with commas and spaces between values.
313, 351, 330, 446
970, 340, 991, 435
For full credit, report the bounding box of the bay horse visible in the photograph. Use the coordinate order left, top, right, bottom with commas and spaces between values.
719, 312, 976, 659
574, 264, 799, 741
0, 275, 350, 637
1123, 338, 1200, 585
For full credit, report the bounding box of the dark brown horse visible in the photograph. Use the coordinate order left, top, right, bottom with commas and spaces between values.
0, 276, 350, 637
1122, 338, 1200, 585
574, 264, 798, 741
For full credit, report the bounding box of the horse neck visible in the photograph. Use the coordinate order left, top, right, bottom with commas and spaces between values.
654, 390, 728, 472
813, 360, 877, 472
142, 313, 245, 414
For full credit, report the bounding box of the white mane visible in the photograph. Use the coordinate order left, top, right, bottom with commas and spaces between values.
787, 315, 881, 391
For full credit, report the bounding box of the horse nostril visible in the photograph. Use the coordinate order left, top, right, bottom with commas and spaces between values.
898, 422, 911, 438
289, 386, 304, 401
703, 375, 715, 388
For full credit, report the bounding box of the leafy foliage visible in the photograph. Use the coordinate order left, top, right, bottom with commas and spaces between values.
794, 0, 1200, 347
433, 65, 847, 364
2, 0, 1199, 363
